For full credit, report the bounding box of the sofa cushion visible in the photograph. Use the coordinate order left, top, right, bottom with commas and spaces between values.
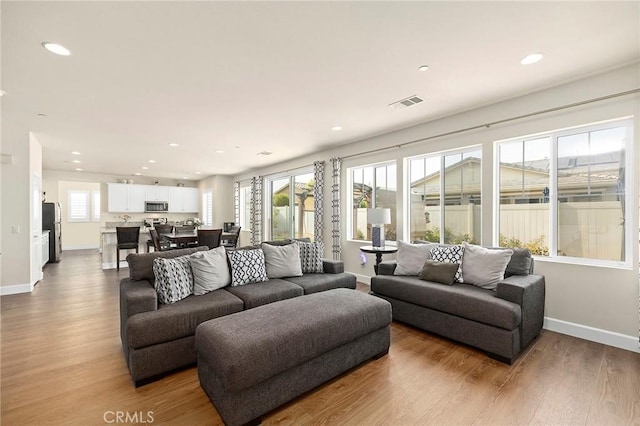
190, 246, 231, 295
371, 275, 521, 330
127, 247, 208, 283
261, 242, 303, 279
283, 272, 356, 294
430, 245, 464, 282
298, 241, 324, 273
227, 248, 268, 286
419, 259, 459, 285
394, 240, 438, 276
126, 289, 244, 349
225, 279, 304, 309
153, 256, 194, 304
462, 242, 513, 290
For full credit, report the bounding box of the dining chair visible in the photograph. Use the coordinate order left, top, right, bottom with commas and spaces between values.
221, 226, 241, 249
149, 229, 175, 252
116, 226, 140, 270
175, 225, 195, 234
196, 228, 223, 249
146, 224, 174, 252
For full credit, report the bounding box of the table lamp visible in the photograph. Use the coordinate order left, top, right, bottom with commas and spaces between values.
367, 208, 391, 248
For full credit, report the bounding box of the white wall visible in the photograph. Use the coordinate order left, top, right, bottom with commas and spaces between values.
198, 174, 234, 225
235, 63, 640, 349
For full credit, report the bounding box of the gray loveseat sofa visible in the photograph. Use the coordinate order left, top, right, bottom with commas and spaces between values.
120, 243, 356, 386
370, 246, 545, 364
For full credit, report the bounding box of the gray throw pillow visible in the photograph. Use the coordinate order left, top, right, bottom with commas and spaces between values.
505, 248, 533, 276
419, 259, 459, 285
261, 242, 303, 278
189, 246, 231, 295
430, 245, 465, 282
394, 240, 438, 276
461, 242, 513, 290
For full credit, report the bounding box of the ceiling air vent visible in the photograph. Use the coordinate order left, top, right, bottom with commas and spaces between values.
256, 151, 273, 156
389, 95, 424, 109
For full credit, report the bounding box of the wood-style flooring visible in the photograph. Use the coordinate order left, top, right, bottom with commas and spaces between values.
1, 249, 639, 425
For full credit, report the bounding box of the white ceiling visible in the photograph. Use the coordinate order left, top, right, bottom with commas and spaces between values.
3, 1, 639, 181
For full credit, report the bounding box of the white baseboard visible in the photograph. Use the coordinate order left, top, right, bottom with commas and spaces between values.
544, 317, 639, 353
62, 245, 100, 251
1, 282, 34, 296
352, 273, 371, 285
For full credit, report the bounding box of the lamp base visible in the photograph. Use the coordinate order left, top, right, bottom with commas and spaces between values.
371, 225, 385, 248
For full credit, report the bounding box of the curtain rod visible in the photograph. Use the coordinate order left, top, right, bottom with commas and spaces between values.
340, 88, 640, 161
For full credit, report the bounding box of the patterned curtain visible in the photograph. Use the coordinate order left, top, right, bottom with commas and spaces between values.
313, 161, 325, 244
250, 177, 262, 245
330, 157, 342, 260
233, 181, 240, 226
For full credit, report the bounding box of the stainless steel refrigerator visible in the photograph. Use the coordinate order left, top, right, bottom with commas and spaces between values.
42, 202, 62, 263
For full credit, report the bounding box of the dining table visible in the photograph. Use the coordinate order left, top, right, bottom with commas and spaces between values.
163, 230, 234, 248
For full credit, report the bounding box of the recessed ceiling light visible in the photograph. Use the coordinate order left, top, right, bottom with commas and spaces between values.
331, 126, 342, 131
148, 159, 156, 163
71, 151, 81, 155
182, 176, 188, 179
134, 173, 142, 176
215, 150, 224, 154
75, 168, 83, 171
168, 143, 180, 147
521, 53, 543, 65
0, 90, 5, 97
195, 171, 201, 175
418, 65, 430, 72
42, 42, 71, 56
72, 160, 81, 164
142, 166, 149, 170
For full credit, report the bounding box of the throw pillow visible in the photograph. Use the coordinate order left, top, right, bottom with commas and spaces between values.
505, 247, 533, 276
394, 240, 438, 276
298, 241, 324, 273
261, 242, 303, 279
153, 256, 194, 304
419, 259, 459, 285
429, 245, 465, 282
189, 246, 231, 295
461, 242, 513, 290
227, 248, 269, 286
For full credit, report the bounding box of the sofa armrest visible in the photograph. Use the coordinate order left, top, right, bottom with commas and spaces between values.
377, 261, 397, 275
496, 274, 545, 348
120, 279, 157, 318
322, 259, 344, 274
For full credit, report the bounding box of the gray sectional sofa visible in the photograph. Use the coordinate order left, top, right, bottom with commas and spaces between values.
370, 245, 545, 364
119, 243, 356, 386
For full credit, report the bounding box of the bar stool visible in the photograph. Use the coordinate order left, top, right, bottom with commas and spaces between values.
116, 226, 140, 270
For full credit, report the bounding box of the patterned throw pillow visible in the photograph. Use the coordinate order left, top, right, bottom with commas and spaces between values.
429, 245, 465, 283
297, 241, 324, 273
153, 256, 194, 304
227, 248, 269, 286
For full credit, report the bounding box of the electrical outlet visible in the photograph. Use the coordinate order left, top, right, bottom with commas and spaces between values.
11, 225, 20, 234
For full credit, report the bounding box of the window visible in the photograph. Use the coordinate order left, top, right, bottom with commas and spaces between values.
408, 148, 481, 244
239, 185, 252, 231
201, 191, 213, 226
266, 170, 315, 241
497, 119, 631, 264
68, 190, 89, 222
92, 190, 101, 222
349, 162, 396, 241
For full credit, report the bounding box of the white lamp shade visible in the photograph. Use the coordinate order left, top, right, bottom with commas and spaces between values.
367, 208, 391, 225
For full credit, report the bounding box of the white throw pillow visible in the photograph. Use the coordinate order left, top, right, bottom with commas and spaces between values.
152, 255, 194, 304
227, 248, 269, 286
429, 245, 465, 283
261, 242, 303, 279
394, 240, 438, 276
189, 246, 231, 295
461, 242, 513, 290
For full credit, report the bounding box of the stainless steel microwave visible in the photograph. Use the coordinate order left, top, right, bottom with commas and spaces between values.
145, 201, 169, 212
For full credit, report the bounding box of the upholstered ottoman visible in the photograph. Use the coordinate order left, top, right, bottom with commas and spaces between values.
195, 288, 391, 426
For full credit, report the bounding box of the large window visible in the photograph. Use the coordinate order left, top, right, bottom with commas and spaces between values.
267, 170, 315, 241
497, 119, 630, 264
408, 148, 481, 243
350, 162, 396, 241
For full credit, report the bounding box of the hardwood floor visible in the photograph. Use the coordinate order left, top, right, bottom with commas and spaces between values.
2, 249, 639, 425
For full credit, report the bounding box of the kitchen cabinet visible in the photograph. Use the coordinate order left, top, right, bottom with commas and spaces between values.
145, 186, 170, 202
108, 183, 146, 212
42, 231, 50, 266
169, 187, 199, 213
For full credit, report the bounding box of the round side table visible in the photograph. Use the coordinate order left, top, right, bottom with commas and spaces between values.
359, 245, 398, 275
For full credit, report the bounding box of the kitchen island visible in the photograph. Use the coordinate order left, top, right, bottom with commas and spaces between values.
100, 227, 151, 270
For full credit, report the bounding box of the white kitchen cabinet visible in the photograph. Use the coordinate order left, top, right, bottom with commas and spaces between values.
108, 183, 146, 212
169, 187, 199, 213
145, 186, 170, 202
42, 231, 50, 266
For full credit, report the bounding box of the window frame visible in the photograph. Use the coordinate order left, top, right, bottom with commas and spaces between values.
347, 160, 397, 242
68, 190, 90, 223
494, 117, 633, 268
201, 191, 213, 226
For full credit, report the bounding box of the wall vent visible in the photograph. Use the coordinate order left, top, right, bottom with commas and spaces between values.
256, 151, 273, 156
389, 95, 424, 109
